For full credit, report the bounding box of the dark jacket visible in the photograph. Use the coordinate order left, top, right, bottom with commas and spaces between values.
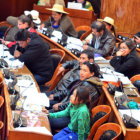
110, 49, 140, 78
44, 14, 77, 38
88, 29, 116, 57
49, 60, 80, 99
58, 77, 103, 111
11, 33, 53, 79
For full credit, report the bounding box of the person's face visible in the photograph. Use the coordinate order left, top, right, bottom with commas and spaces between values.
80, 64, 94, 81
103, 22, 112, 31
70, 89, 80, 105
17, 38, 30, 48
52, 11, 62, 22
79, 53, 89, 66
77, 0, 85, 3
119, 42, 131, 56
17, 20, 28, 29
92, 28, 102, 37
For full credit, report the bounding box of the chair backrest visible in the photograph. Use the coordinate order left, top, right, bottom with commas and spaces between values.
87, 105, 111, 140
0, 21, 12, 39
0, 121, 4, 130
50, 49, 65, 73
93, 123, 122, 140
76, 25, 91, 40
0, 96, 4, 108
130, 74, 140, 84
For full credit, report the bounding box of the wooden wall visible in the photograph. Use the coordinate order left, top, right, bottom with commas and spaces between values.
100, 0, 140, 35
0, 0, 38, 21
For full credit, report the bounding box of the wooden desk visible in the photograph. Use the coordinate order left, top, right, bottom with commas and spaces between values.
1, 66, 53, 140
33, 4, 96, 28
102, 86, 140, 140
38, 32, 79, 62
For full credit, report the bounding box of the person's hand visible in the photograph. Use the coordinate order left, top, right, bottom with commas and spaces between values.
49, 94, 54, 100
53, 103, 61, 111
83, 45, 88, 50
134, 36, 140, 44
42, 109, 49, 116
40, 24, 45, 30
116, 50, 125, 56
82, 39, 89, 45
56, 67, 65, 76
14, 50, 22, 58
0, 39, 10, 46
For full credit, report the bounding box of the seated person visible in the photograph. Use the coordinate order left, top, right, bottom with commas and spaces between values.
110, 39, 140, 79
1, 14, 37, 48
83, 16, 116, 44
44, 49, 94, 98
40, 4, 77, 37
48, 86, 91, 140
46, 61, 103, 131
39, 0, 65, 7
68, 0, 93, 11
82, 20, 116, 57
11, 29, 53, 85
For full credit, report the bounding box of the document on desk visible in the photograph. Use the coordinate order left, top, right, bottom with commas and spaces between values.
119, 109, 140, 122
15, 127, 52, 135
100, 73, 131, 85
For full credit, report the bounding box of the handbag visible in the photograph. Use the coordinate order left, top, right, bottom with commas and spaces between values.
123, 114, 138, 128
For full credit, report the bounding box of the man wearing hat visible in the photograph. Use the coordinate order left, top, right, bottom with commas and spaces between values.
40, 4, 77, 37
83, 20, 116, 57
12, 29, 53, 85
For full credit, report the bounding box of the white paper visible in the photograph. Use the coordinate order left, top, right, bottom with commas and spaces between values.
67, 37, 83, 46
52, 30, 62, 40
67, 2, 82, 10
15, 127, 52, 135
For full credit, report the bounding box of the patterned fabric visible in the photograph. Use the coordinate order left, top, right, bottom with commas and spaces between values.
49, 103, 90, 140
85, 1, 93, 11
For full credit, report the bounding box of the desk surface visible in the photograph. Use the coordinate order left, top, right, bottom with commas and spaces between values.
2, 66, 52, 140
102, 86, 140, 140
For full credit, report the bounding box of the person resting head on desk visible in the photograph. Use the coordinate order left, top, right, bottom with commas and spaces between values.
110, 39, 140, 79
10, 29, 53, 86
68, 0, 93, 11
82, 20, 116, 58
1, 13, 37, 48
40, 4, 78, 38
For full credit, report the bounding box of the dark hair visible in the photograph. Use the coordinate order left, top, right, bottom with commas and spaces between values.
91, 21, 106, 32
81, 49, 94, 60
75, 86, 90, 107
104, 22, 116, 37
118, 39, 136, 50
18, 14, 33, 27
82, 61, 100, 77
15, 29, 31, 41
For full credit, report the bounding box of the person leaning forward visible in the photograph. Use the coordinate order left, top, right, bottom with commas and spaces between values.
9, 29, 53, 86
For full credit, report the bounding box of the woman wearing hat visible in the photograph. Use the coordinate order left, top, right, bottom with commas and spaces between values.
102, 17, 116, 37
40, 4, 77, 38
110, 39, 140, 79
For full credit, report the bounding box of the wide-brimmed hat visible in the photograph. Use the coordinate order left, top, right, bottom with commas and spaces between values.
97, 17, 115, 27
24, 10, 41, 24
103, 17, 114, 26
46, 4, 68, 14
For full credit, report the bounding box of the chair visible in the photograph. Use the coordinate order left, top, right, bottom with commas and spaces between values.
76, 25, 91, 40
0, 96, 4, 108
0, 21, 12, 39
93, 123, 122, 140
44, 49, 65, 90
87, 105, 111, 140
0, 121, 4, 130
130, 74, 140, 84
